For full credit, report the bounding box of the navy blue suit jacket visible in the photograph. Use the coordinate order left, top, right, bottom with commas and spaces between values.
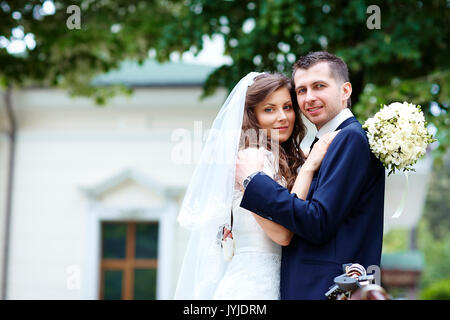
240, 117, 385, 300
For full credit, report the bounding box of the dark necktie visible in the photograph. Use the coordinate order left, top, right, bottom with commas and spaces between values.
309, 136, 319, 152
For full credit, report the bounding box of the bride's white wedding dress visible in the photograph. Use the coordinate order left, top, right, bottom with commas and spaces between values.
212, 149, 286, 300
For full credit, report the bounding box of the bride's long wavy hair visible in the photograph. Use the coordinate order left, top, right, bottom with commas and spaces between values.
241, 73, 307, 191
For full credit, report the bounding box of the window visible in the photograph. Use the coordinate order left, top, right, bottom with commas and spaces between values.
99, 221, 158, 300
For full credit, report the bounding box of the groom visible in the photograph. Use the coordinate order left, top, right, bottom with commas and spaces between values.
236, 51, 385, 300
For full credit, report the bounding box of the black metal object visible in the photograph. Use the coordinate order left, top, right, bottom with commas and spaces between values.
325, 263, 376, 300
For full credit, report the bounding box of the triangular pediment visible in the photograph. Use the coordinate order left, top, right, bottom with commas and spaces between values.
79, 168, 182, 207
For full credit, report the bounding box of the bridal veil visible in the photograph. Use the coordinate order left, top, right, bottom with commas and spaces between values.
174, 72, 263, 299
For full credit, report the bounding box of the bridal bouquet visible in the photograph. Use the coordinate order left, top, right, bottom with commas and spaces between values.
363, 102, 436, 176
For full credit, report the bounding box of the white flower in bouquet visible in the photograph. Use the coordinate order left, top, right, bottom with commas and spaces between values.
363, 101, 436, 175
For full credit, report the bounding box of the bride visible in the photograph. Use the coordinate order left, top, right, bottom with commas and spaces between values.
174, 72, 338, 299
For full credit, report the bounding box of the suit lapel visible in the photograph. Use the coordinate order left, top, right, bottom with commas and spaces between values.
308, 116, 359, 192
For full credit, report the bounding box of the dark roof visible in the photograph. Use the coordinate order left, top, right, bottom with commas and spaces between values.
92, 60, 215, 87
381, 250, 424, 271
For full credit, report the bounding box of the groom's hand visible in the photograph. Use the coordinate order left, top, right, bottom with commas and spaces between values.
235, 148, 265, 189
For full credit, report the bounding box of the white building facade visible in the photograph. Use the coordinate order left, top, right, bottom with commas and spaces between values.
0, 61, 229, 299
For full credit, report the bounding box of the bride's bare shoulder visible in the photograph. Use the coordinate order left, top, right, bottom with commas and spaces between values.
237, 147, 271, 157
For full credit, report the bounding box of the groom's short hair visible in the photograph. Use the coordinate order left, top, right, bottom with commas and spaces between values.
292, 51, 351, 107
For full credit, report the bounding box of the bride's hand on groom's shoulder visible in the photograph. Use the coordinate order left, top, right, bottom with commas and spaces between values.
303, 130, 341, 172
302, 148, 310, 158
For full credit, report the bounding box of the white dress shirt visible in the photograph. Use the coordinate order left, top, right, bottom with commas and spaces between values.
316, 108, 354, 138
297, 108, 354, 173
